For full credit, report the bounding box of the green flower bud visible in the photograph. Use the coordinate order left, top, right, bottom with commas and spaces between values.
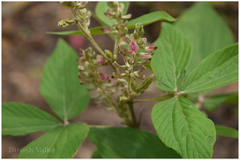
119, 96, 128, 102
75, 1, 89, 9
122, 14, 132, 20
113, 55, 117, 61
124, 35, 131, 44
136, 74, 154, 93
133, 22, 144, 39
119, 27, 128, 36
58, 19, 76, 27
105, 49, 113, 59
107, 1, 118, 8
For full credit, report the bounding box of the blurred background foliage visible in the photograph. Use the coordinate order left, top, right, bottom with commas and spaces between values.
2, 2, 238, 158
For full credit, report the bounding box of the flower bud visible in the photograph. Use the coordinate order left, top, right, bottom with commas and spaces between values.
113, 55, 117, 61
78, 65, 85, 71
79, 8, 87, 16
107, 1, 118, 8
58, 19, 76, 27
122, 14, 132, 20
119, 96, 128, 102
105, 49, 113, 59
124, 35, 131, 44
119, 27, 128, 36
133, 22, 144, 39
136, 74, 154, 93
75, 1, 89, 9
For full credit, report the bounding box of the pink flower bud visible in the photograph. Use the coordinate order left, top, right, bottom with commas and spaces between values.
101, 26, 110, 33
104, 12, 113, 19
128, 41, 138, 54
96, 60, 105, 65
130, 34, 136, 41
141, 54, 151, 60
79, 52, 84, 56
120, 45, 127, 52
142, 38, 147, 45
99, 73, 110, 82
81, 1, 88, 5
145, 43, 157, 51
78, 65, 85, 70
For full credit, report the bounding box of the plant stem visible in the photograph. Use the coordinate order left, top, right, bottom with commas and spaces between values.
75, 22, 110, 60
113, 36, 120, 61
128, 100, 139, 128
75, 21, 120, 73
133, 94, 174, 103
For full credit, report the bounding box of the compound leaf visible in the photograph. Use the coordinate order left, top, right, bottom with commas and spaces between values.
18, 123, 89, 158
2, 103, 61, 136
181, 43, 238, 94
40, 38, 90, 121
215, 125, 238, 139
88, 127, 181, 158
152, 96, 216, 158
151, 22, 192, 92
175, 2, 234, 74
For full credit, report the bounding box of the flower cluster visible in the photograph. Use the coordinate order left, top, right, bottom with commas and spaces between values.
101, 2, 131, 37
77, 47, 110, 85
58, 1, 91, 32
58, 1, 158, 128
110, 22, 157, 97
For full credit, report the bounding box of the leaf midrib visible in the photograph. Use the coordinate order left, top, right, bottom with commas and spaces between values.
176, 98, 199, 158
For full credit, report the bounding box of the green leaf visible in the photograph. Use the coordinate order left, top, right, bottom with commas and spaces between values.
92, 150, 102, 158
40, 38, 90, 120
204, 93, 238, 112
95, 2, 129, 27
88, 127, 181, 158
215, 125, 238, 139
151, 22, 192, 92
128, 11, 176, 29
186, 94, 198, 101
223, 92, 238, 104
47, 11, 175, 36
2, 103, 61, 136
181, 43, 238, 94
46, 26, 105, 36
175, 2, 234, 74
18, 123, 89, 158
151, 96, 216, 158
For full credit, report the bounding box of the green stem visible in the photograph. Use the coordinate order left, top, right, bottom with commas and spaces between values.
75, 21, 119, 73
75, 22, 110, 61
113, 36, 120, 61
133, 94, 174, 103
128, 100, 138, 129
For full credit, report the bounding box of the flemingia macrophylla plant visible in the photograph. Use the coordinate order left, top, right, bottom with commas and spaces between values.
2, 1, 238, 158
